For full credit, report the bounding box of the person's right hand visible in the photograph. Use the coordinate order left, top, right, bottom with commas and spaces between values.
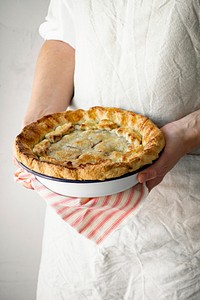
13, 158, 34, 190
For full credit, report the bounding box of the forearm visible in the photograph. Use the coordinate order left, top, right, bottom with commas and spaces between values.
172, 109, 200, 153
23, 40, 75, 127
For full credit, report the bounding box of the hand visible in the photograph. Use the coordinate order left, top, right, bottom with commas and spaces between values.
13, 158, 34, 190
138, 121, 190, 191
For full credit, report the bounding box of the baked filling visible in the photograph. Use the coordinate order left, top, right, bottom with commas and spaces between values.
14, 106, 165, 180
34, 127, 142, 166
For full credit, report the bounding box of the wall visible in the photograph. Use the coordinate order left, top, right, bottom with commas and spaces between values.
0, 1, 49, 299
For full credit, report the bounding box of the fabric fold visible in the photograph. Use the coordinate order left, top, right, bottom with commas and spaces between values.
14, 167, 148, 244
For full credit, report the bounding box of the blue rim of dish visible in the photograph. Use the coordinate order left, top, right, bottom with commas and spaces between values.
18, 161, 149, 183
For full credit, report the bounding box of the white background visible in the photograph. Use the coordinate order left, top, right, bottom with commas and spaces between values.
0, 1, 49, 299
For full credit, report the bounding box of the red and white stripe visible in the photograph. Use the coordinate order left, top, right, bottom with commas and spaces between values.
32, 178, 147, 244
15, 168, 148, 244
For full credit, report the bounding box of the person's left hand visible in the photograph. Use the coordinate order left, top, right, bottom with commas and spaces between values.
137, 121, 190, 191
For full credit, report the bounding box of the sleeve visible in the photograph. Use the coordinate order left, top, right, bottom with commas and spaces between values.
39, 0, 75, 49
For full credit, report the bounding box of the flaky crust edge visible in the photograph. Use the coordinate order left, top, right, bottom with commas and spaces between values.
14, 106, 165, 181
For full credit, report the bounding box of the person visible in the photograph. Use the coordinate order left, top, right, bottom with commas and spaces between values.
20, 0, 200, 299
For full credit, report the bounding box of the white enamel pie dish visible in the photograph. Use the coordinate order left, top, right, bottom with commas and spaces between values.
19, 162, 144, 198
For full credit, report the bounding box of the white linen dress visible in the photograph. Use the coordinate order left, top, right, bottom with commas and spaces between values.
37, 1, 200, 299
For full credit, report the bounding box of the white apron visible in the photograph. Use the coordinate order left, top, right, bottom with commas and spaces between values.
38, 1, 200, 299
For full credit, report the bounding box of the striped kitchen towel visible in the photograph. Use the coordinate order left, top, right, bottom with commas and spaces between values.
15, 167, 148, 244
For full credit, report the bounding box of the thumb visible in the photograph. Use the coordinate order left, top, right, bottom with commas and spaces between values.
137, 152, 169, 184
137, 168, 157, 183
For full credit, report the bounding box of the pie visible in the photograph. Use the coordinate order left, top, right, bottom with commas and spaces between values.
14, 106, 165, 181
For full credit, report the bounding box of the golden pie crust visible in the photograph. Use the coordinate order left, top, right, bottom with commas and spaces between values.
14, 106, 165, 181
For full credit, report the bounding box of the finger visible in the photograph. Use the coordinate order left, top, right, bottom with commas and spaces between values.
138, 152, 169, 184
80, 198, 92, 205
22, 182, 34, 190
137, 169, 157, 183
145, 176, 164, 192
